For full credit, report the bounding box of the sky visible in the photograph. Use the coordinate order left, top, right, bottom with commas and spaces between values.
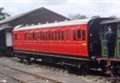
0, 0, 120, 18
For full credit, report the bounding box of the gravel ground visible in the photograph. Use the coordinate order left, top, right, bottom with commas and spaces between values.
0, 57, 115, 83
0, 72, 19, 83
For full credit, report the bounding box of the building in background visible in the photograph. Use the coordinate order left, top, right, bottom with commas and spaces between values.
0, 7, 69, 55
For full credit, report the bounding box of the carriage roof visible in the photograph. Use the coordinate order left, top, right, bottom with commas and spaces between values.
13, 19, 90, 31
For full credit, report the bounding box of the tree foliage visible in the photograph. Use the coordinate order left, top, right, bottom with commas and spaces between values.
0, 7, 10, 20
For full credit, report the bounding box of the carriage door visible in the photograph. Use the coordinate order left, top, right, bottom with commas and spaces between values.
115, 24, 120, 57
5, 31, 12, 47
100, 26, 108, 57
101, 24, 117, 57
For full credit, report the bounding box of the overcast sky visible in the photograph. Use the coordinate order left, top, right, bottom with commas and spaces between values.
0, 0, 120, 18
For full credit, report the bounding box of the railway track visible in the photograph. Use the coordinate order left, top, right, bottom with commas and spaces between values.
0, 57, 119, 83
0, 62, 61, 83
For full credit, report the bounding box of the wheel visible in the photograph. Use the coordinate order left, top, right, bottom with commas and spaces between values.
113, 65, 120, 76
80, 64, 89, 75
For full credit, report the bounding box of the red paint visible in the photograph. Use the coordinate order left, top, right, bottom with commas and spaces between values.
13, 23, 89, 58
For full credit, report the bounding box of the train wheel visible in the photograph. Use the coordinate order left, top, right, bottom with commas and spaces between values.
80, 64, 89, 75
24, 57, 32, 65
19, 58, 24, 62
68, 63, 89, 75
113, 65, 120, 76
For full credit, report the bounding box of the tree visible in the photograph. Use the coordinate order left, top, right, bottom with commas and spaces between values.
0, 7, 10, 20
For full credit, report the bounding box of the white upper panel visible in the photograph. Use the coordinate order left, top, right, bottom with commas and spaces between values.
13, 19, 90, 31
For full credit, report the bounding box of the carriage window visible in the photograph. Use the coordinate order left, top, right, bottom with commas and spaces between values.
58, 32, 61, 40
55, 32, 57, 40
73, 30, 77, 40
39, 32, 41, 40
44, 32, 46, 40
41, 32, 43, 40
56, 32, 58, 40
54, 32, 55, 40
45, 32, 47, 40
61, 31, 64, 40
54, 32, 56, 40
28, 33, 31, 40
29, 33, 32, 40
37, 32, 39, 40
49, 32, 51, 40
50, 32, 52, 40
77, 30, 81, 40
48, 32, 50, 40
51, 32, 53, 40
34, 32, 37, 40
43, 32, 45, 40
14, 34, 18, 40
35, 32, 38, 40
32, 32, 34, 40
46, 32, 48, 40
66, 31, 70, 40
52, 32, 54, 40
82, 30, 86, 40
34, 33, 36, 40
59, 32, 62, 40
38, 32, 40, 40
24, 33, 27, 40
117, 24, 120, 36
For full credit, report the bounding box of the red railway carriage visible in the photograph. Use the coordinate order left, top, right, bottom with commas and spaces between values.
13, 19, 89, 58
13, 18, 120, 75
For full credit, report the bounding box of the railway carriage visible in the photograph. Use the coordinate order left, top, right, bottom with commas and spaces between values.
13, 19, 88, 57
0, 26, 13, 56
12, 18, 120, 75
